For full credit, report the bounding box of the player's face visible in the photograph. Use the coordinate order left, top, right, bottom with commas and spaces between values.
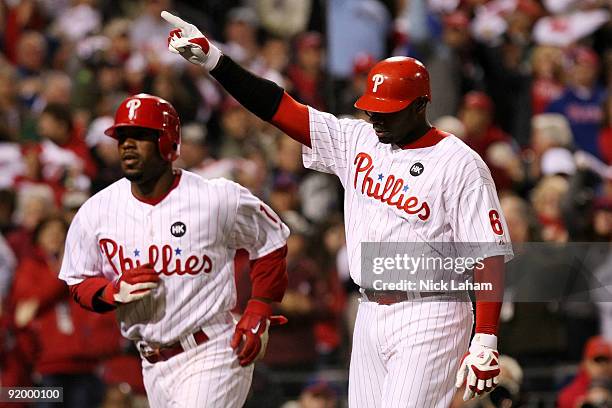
366, 98, 427, 145
117, 127, 168, 183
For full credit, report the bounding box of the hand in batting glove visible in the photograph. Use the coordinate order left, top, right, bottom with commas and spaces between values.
230, 299, 288, 366
100, 263, 159, 305
161, 11, 222, 70
455, 333, 501, 401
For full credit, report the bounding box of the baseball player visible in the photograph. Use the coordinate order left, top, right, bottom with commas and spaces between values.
162, 11, 513, 407
58, 93, 290, 408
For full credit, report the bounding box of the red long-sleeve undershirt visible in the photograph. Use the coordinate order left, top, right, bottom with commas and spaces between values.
474, 256, 504, 335
271, 92, 311, 148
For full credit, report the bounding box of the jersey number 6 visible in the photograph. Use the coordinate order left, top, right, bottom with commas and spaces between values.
488, 210, 504, 235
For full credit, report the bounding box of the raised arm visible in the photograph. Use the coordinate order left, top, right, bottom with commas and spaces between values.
161, 11, 311, 147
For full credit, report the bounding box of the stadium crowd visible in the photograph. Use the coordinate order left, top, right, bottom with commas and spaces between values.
0, 0, 611, 406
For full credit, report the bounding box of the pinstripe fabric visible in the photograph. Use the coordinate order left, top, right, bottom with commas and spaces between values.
303, 107, 513, 407
142, 312, 254, 408
349, 299, 472, 408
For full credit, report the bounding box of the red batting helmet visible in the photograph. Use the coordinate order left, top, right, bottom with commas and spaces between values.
354, 56, 431, 113
105, 93, 181, 162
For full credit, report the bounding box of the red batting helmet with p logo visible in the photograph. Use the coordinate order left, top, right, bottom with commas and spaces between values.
105, 93, 181, 162
354, 56, 431, 113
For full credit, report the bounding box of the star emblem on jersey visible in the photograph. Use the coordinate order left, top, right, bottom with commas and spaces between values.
410, 162, 424, 177
133, 249, 140, 257
402, 185, 409, 192
170, 221, 186, 237
175, 247, 182, 256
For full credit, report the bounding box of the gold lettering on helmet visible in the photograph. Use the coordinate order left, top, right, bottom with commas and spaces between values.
126, 99, 142, 120
372, 74, 385, 93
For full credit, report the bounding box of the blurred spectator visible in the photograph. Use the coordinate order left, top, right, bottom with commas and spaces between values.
15, 31, 48, 110
0, 233, 16, 314
541, 147, 576, 177
533, 8, 610, 47
599, 95, 612, 165
561, 151, 611, 241
37, 103, 96, 187
287, 32, 327, 111
223, 6, 260, 66
336, 53, 376, 115
103, 18, 133, 66
592, 198, 612, 241
256, 0, 312, 39
50, 0, 101, 42
10, 216, 121, 408
547, 47, 607, 159
99, 383, 134, 408
327, 0, 390, 80
85, 116, 122, 193
500, 194, 541, 244
578, 377, 612, 408
60, 191, 89, 225
281, 379, 339, 408
558, 336, 612, 408
260, 35, 291, 76
128, 0, 176, 69
434, 115, 466, 140
31, 71, 72, 115
269, 174, 300, 216
458, 91, 515, 189
7, 184, 55, 260
176, 122, 209, 171
0, 65, 23, 141
314, 221, 348, 368
529, 113, 573, 180
0, 134, 26, 189
3, 2, 48, 64
530, 175, 569, 242
459, 91, 511, 157
218, 97, 258, 159
0, 189, 17, 233
530, 45, 565, 115
425, 10, 474, 121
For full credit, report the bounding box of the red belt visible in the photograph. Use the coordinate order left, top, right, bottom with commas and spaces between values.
140, 330, 209, 364
363, 289, 445, 305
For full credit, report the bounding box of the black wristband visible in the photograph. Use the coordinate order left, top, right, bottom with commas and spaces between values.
210, 55, 284, 121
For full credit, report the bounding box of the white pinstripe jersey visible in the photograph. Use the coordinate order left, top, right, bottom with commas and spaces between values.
303, 107, 513, 287
59, 170, 289, 344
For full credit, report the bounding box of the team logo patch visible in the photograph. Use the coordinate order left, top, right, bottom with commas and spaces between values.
126, 99, 141, 120
171, 221, 186, 237
372, 74, 385, 92
410, 162, 424, 177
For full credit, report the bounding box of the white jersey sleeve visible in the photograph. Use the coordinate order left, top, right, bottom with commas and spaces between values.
59, 208, 103, 285
228, 184, 290, 260
302, 107, 364, 185
449, 154, 513, 262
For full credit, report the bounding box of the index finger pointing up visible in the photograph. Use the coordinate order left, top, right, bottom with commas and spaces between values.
161, 11, 189, 29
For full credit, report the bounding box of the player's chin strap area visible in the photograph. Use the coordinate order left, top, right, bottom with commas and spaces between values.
137, 329, 210, 364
